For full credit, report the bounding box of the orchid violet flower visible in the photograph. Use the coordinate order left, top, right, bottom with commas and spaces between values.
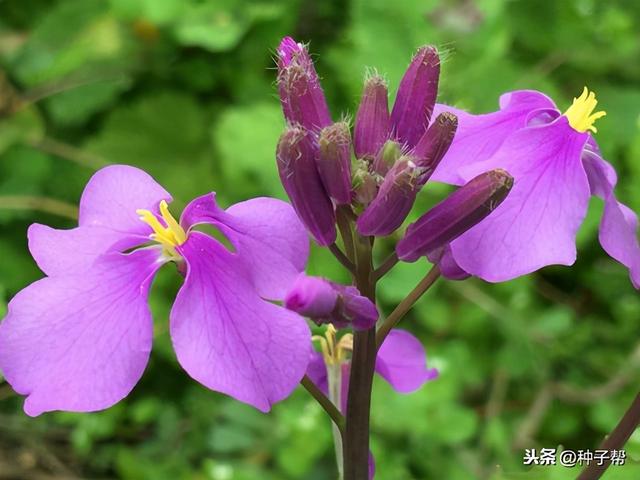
427, 88, 640, 288
0, 165, 312, 415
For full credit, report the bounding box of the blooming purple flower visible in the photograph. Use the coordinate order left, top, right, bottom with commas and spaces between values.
284, 274, 378, 330
428, 88, 640, 288
0, 165, 312, 416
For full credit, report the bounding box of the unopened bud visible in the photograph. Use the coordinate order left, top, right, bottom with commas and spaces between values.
412, 112, 458, 185
318, 122, 352, 205
276, 126, 336, 245
284, 275, 378, 330
351, 158, 380, 207
276, 37, 331, 131
396, 169, 514, 261
372, 139, 403, 176
356, 156, 426, 236
390, 46, 440, 148
354, 74, 390, 161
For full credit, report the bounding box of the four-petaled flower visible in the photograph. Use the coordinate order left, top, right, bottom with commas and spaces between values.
428, 88, 640, 288
0, 165, 311, 415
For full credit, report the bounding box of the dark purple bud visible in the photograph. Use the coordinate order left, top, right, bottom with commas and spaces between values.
284, 274, 378, 330
390, 46, 440, 148
354, 74, 390, 161
317, 121, 352, 205
276, 126, 336, 245
412, 112, 458, 185
396, 169, 514, 262
427, 246, 470, 280
356, 156, 426, 236
372, 139, 403, 176
277, 37, 331, 131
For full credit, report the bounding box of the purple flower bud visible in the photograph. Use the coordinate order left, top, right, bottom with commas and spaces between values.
412, 112, 458, 184
277, 37, 331, 131
317, 122, 352, 205
276, 126, 336, 245
396, 169, 514, 262
284, 275, 378, 330
390, 46, 440, 148
372, 139, 403, 176
354, 74, 390, 161
356, 156, 427, 236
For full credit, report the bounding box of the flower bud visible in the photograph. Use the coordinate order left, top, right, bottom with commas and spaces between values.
354, 74, 390, 161
412, 112, 458, 185
356, 156, 427, 236
390, 46, 440, 148
277, 37, 331, 131
396, 169, 514, 262
351, 158, 380, 207
372, 139, 403, 176
284, 275, 378, 330
276, 126, 336, 245
318, 121, 352, 204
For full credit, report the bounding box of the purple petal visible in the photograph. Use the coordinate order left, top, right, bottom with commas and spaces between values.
583, 150, 640, 288
449, 117, 591, 282
180, 193, 309, 300
0, 248, 164, 416
354, 75, 390, 161
306, 351, 329, 395
428, 246, 470, 280
432, 90, 558, 185
170, 232, 311, 412
79, 165, 172, 234
28, 224, 147, 276
375, 329, 438, 393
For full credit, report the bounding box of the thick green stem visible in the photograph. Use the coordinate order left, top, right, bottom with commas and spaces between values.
344, 234, 377, 479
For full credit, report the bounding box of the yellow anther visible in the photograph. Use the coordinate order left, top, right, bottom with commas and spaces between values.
312, 324, 353, 366
136, 201, 187, 258
564, 87, 606, 133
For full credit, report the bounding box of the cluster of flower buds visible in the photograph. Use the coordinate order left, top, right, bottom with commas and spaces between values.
276, 37, 513, 264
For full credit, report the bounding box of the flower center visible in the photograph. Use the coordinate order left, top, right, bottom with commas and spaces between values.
137, 200, 187, 258
312, 324, 353, 366
563, 87, 606, 133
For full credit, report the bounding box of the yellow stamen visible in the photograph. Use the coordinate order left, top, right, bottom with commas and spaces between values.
563, 86, 606, 133
136, 200, 187, 258
312, 324, 353, 366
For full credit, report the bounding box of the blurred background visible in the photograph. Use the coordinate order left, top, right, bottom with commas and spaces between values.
1, 0, 640, 478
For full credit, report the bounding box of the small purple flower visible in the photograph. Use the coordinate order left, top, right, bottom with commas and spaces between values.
431, 88, 640, 288
284, 274, 378, 330
0, 165, 312, 416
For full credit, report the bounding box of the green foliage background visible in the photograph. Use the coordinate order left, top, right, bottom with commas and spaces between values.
1, 0, 640, 478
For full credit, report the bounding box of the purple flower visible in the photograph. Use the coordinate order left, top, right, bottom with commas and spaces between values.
431, 88, 640, 288
284, 274, 378, 330
0, 165, 312, 416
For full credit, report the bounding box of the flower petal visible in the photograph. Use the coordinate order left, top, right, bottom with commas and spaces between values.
449, 118, 591, 282
28, 223, 148, 276
306, 351, 329, 395
375, 330, 438, 393
0, 248, 164, 416
432, 90, 557, 185
181, 193, 309, 300
170, 232, 311, 412
79, 165, 171, 234
583, 150, 640, 288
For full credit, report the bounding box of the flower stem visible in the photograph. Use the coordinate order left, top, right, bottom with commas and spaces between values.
327, 363, 345, 480
344, 233, 377, 479
373, 251, 399, 280
375, 265, 440, 349
300, 375, 345, 435
577, 390, 640, 480
329, 243, 356, 273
